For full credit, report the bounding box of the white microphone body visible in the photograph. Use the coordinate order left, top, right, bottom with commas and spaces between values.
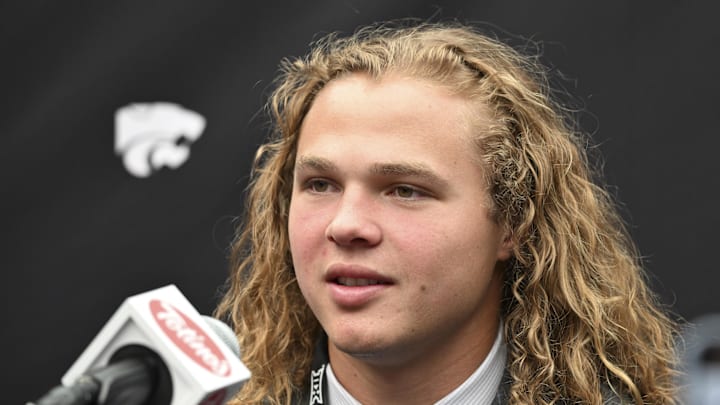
58, 284, 250, 404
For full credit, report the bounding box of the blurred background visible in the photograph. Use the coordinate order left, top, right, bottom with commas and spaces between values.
3, 0, 718, 402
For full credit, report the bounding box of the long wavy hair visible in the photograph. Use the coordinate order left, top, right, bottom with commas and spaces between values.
215, 20, 678, 404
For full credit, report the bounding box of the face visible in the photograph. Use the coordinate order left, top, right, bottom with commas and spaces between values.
288, 73, 512, 369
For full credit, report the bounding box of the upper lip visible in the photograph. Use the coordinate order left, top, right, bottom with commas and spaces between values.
325, 263, 394, 284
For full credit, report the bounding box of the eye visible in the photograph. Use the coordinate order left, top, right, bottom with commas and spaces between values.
390, 185, 424, 200
305, 179, 335, 193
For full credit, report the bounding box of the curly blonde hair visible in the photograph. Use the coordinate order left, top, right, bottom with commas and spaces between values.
215, 20, 678, 404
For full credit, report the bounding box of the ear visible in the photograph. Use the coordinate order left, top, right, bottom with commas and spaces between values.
496, 227, 514, 261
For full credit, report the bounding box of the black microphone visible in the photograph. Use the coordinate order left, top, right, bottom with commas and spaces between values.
29, 285, 250, 405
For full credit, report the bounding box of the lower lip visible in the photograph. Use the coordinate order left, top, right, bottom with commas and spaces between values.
328, 283, 390, 307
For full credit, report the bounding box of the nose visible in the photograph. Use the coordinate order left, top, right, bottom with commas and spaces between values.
325, 190, 382, 247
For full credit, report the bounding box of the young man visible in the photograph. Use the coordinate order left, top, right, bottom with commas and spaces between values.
216, 21, 678, 404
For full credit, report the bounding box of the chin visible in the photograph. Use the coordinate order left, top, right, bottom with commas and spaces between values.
331, 330, 386, 353
333, 335, 384, 355
331, 334, 417, 366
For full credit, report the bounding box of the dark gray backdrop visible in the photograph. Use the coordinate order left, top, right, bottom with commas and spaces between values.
3, 1, 718, 402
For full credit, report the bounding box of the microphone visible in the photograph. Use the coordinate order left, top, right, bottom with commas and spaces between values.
29, 285, 250, 405
679, 314, 720, 405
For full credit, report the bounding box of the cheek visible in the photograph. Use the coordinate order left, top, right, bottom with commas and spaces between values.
401, 215, 502, 277
288, 210, 313, 296
288, 203, 328, 267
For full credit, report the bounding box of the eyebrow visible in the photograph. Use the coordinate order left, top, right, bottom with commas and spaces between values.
295, 156, 337, 172
369, 162, 443, 185
295, 155, 448, 189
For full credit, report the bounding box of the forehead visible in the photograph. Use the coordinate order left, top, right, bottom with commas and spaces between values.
303, 73, 482, 137
295, 74, 492, 178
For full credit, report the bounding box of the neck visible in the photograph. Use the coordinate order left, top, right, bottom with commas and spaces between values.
328, 318, 501, 405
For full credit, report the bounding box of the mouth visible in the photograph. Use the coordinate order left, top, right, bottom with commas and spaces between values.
326, 264, 394, 287
334, 277, 390, 287
326, 265, 393, 307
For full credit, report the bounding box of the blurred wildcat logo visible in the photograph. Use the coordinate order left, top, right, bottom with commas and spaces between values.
115, 102, 206, 178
